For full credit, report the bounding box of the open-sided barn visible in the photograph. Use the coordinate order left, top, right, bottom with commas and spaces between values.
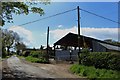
53, 33, 120, 60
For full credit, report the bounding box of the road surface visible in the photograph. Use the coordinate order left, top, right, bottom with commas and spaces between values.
3, 56, 80, 79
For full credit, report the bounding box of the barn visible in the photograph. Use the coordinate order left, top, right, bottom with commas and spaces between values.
53, 33, 120, 61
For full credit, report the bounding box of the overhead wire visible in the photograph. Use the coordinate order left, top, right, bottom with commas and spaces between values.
79, 8, 120, 24
18, 8, 77, 26
18, 7, 119, 26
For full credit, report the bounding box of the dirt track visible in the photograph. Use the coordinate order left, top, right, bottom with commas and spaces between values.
2, 56, 81, 79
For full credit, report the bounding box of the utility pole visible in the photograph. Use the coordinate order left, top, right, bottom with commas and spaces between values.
46, 26, 49, 62
77, 6, 81, 64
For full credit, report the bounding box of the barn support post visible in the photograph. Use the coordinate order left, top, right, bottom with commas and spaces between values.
53, 44, 56, 60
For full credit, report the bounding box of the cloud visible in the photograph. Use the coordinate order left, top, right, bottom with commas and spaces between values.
9, 26, 34, 46
57, 25, 63, 28
50, 26, 77, 40
50, 26, 119, 42
81, 27, 119, 41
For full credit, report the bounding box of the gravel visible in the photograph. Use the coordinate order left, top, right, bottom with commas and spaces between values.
2, 55, 81, 79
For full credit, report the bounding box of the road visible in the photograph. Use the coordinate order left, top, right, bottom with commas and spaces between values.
3, 56, 80, 79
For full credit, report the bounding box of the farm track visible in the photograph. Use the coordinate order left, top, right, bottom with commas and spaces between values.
2, 56, 83, 80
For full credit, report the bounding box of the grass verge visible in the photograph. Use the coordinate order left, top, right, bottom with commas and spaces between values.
70, 64, 120, 79
25, 56, 48, 63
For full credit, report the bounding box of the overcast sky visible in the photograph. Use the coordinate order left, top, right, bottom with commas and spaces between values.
3, 2, 119, 48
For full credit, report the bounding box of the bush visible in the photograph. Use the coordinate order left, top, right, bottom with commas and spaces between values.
23, 51, 49, 63
80, 52, 120, 71
70, 64, 120, 79
30, 51, 46, 58
25, 56, 48, 63
81, 48, 90, 54
22, 51, 30, 57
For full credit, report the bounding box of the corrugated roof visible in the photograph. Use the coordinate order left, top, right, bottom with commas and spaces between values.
99, 42, 120, 51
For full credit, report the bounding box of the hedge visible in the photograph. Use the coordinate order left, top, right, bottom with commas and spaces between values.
30, 51, 46, 58
22, 51, 30, 57
26, 56, 48, 63
79, 52, 120, 71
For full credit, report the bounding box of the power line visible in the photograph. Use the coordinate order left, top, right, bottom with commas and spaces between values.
18, 7, 119, 26
79, 8, 120, 24
18, 8, 77, 26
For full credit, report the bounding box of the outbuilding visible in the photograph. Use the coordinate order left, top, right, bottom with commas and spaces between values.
53, 33, 120, 61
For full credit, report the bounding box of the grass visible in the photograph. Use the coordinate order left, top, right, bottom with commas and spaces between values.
2, 56, 10, 60
17, 55, 25, 59
70, 64, 120, 79
25, 56, 48, 63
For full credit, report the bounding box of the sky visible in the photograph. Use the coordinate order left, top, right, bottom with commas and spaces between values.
2, 2, 119, 48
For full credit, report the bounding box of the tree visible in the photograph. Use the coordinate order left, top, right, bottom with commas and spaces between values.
40, 45, 44, 50
15, 42, 26, 55
0, 1, 50, 26
2, 29, 20, 57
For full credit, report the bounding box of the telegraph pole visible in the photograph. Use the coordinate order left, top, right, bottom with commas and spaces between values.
77, 6, 81, 64
46, 26, 49, 62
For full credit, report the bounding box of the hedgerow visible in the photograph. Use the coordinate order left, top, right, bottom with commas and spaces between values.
79, 51, 120, 71
25, 56, 48, 63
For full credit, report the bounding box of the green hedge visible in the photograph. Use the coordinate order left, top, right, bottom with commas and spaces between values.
30, 51, 46, 58
70, 64, 120, 79
22, 51, 30, 57
25, 51, 49, 63
26, 56, 48, 63
79, 52, 120, 71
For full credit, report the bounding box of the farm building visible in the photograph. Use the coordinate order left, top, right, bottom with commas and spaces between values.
53, 33, 120, 61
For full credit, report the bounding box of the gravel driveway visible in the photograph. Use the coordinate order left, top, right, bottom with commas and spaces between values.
5, 55, 80, 79
7, 56, 62, 79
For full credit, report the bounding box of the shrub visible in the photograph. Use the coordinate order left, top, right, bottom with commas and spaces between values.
81, 48, 90, 54
30, 51, 46, 58
25, 56, 48, 63
22, 51, 30, 57
79, 52, 120, 71
70, 64, 120, 79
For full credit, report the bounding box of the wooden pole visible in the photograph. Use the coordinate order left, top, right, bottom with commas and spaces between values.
47, 26, 49, 62
77, 6, 81, 64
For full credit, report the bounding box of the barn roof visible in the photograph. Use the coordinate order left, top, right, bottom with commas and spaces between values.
54, 32, 120, 49
99, 42, 120, 51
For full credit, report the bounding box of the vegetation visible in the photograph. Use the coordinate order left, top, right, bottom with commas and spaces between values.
26, 56, 48, 63
79, 50, 120, 71
15, 42, 26, 55
72, 49, 120, 79
1, 1, 50, 26
30, 51, 46, 58
22, 51, 30, 57
24, 51, 48, 63
1, 29, 20, 57
70, 64, 120, 79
